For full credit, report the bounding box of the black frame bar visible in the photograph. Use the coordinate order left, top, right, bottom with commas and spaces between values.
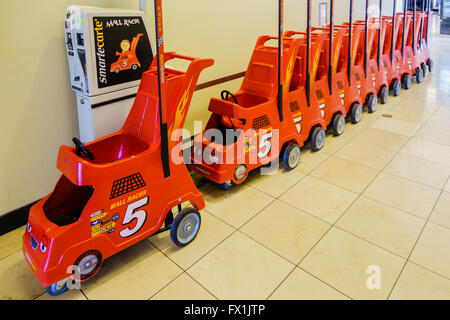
153, 0, 170, 178
391, 0, 396, 64
348, 0, 353, 85
413, 0, 417, 54
402, 0, 407, 58
328, 0, 334, 94
378, 0, 383, 71
277, 0, 284, 122
306, 0, 311, 106
364, 0, 369, 77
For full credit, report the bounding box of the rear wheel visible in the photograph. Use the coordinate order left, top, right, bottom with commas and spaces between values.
170, 207, 201, 247
75, 250, 102, 281
402, 73, 412, 90
234, 164, 248, 183
367, 94, 378, 113
132, 64, 138, 70
283, 143, 301, 170
311, 127, 326, 151
379, 86, 389, 104
392, 79, 402, 96
332, 114, 346, 136
415, 68, 424, 83
351, 103, 363, 124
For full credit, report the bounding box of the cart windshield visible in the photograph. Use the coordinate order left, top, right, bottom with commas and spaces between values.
43, 175, 93, 227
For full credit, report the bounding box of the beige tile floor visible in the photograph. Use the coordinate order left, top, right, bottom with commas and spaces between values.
1, 16, 450, 300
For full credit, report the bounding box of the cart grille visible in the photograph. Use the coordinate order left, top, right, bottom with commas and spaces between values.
110, 173, 146, 200
252, 115, 270, 130
316, 89, 324, 100
289, 100, 300, 112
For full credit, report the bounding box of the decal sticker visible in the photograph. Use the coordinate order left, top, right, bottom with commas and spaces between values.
119, 196, 150, 238
91, 220, 100, 226
110, 189, 148, 210
110, 172, 146, 200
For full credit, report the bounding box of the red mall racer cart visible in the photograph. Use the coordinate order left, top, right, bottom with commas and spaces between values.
23, 1, 213, 296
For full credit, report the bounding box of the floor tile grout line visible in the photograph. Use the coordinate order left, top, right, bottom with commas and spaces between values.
282, 87, 442, 300
296, 266, 354, 300
3, 70, 450, 301
407, 260, 450, 282
255, 86, 450, 300
144, 195, 281, 301
145, 238, 220, 300
386, 174, 450, 299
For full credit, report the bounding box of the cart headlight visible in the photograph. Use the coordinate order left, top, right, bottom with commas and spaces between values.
27, 223, 31, 233
40, 235, 48, 253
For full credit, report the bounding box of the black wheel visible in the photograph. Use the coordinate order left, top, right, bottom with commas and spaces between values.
332, 114, 346, 136
74, 250, 102, 281
402, 74, 412, 90
132, 64, 138, 70
283, 143, 301, 170
391, 79, 401, 96
351, 103, 363, 124
170, 207, 201, 248
311, 127, 326, 151
367, 94, 378, 113
415, 68, 424, 83
114, 67, 120, 73
46, 280, 68, 297
219, 180, 234, 191
427, 59, 434, 72
422, 63, 429, 77
378, 86, 389, 104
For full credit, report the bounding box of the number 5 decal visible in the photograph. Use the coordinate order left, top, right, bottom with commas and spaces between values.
119, 197, 149, 238
258, 132, 273, 159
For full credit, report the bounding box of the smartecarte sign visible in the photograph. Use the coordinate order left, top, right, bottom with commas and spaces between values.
92, 16, 153, 89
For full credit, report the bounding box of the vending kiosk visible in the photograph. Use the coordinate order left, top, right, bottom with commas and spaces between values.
64, 6, 154, 142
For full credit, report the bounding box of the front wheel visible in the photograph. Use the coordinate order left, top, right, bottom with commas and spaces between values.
283, 143, 301, 170
351, 103, 363, 124
367, 94, 378, 113
402, 74, 412, 90
219, 180, 234, 191
46, 279, 68, 296
391, 79, 401, 96
379, 86, 389, 104
415, 68, 424, 83
170, 208, 201, 248
332, 114, 346, 136
311, 127, 326, 152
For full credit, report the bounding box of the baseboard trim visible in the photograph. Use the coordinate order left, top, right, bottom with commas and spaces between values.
0, 201, 38, 236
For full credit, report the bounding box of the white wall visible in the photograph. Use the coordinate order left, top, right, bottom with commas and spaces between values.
0, 0, 372, 215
